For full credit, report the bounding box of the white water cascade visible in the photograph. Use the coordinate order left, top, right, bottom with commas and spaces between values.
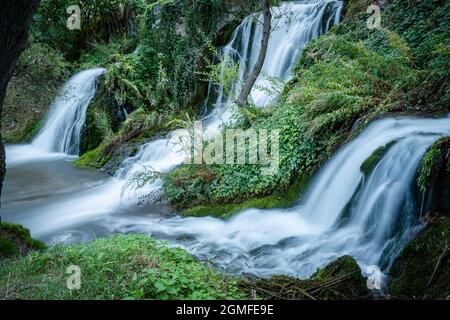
32, 68, 106, 155
107, 116, 450, 278
202, 0, 343, 131
4, 1, 343, 227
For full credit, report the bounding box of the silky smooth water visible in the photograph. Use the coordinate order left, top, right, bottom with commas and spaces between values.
4, 116, 449, 279
3, 0, 448, 280
32, 68, 105, 155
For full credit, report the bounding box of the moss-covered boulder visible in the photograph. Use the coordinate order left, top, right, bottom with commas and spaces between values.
0, 223, 45, 258
389, 217, 450, 299
417, 137, 450, 217
360, 141, 396, 176
240, 256, 370, 300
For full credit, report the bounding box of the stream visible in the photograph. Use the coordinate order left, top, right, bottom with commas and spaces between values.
2, 0, 449, 279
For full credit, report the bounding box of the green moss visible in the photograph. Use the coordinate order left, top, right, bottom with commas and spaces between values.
0, 234, 245, 300
165, 27, 417, 210
0, 223, 45, 258
360, 141, 396, 175
3, 118, 42, 143
389, 218, 450, 299
0, 239, 18, 257
74, 144, 109, 169
165, 0, 449, 213
2, 39, 71, 142
417, 138, 450, 194
182, 175, 309, 218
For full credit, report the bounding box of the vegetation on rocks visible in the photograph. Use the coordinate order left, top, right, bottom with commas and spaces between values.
241, 256, 370, 300
360, 141, 396, 175
389, 217, 450, 299
0, 223, 45, 258
417, 137, 450, 217
1, 39, 71, 142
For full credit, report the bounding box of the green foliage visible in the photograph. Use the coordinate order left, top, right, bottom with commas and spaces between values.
164, 0, 450, 212
165, 27, 417, 210
417, 138, 450, 194
74, 144, 109, 169
0, 235, 245, 300
360, 141, 396, 175
242, 256, 370, 300
182, 175, 309, 218
33, 0, 146, 60
0, 239, 18, 257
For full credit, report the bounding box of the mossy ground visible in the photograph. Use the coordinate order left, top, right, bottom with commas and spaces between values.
0, 223, 45, 258
389, 218, 450, 299
2, 40, 71, 142
181, 175, 309, 218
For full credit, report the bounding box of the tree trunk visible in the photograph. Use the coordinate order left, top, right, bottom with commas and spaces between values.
0, 0, 40, 203
236, 0, 272, 107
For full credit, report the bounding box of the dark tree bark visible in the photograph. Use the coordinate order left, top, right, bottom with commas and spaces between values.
236, 0, 272, 107
0, 0, 40, 203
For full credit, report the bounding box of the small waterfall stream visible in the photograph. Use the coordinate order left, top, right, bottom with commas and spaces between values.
203, 0, 343, 131
32, 68, 105, 155
119, 0, 344, 195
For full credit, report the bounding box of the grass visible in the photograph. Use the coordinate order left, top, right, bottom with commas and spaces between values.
0, 234, 246, 300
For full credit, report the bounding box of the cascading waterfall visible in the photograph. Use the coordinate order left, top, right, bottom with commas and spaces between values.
119, 0, 344, 195
107, 116, 450, 278
32, 68, 105, 155
202, 0, 343, 131
4, 1, 343, 230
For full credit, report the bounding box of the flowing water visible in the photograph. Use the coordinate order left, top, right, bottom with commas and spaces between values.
2, 0, 449, 280
32, 68, 106, 155
202, 0, 343, 131
6, 68, 105, 169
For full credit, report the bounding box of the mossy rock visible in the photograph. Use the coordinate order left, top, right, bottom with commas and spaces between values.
181, 175, 310, 218
240, 256, 370, 300
0, 223, 45, 259
360, 141, 396, 176
417, 137, 450, 216
389, 217, 450, 299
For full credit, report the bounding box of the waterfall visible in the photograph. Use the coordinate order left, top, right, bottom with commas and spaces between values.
9, 0, 446, 282
118, 0, 344, 196
32, 68, 105, 155
202, 0, 343, 131
111, 116, 448, 278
